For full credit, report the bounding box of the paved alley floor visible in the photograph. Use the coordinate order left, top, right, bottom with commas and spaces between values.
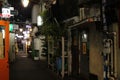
10, 52, 58, 80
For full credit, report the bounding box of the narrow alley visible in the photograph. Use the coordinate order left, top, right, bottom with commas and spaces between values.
10, 51, 58, 80
0, 0, 120, 80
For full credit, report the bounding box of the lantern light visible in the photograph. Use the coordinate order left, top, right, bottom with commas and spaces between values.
21, 0, 29, 7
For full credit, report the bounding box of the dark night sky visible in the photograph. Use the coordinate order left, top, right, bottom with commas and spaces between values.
8, 0, 33, 22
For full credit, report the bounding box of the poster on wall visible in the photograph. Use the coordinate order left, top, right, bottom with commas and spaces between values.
82, 42, 86, 54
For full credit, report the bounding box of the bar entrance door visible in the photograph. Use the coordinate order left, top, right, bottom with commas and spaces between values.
0, 20, 9, 80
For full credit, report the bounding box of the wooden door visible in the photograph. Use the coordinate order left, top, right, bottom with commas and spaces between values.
0, 20, 9, 80
79, 30, 89, 80
71, 29, 79, 75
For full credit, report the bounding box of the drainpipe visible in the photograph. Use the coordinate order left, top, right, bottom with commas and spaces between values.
101, 0, 109, 80
61, 36, 65, 78
101, 0, 118, 78
68, 28, 72, 75
103, 39, 110, 80
113, 32, 117, 78
103, 32, 117, 80
47, 39, 50, 66
102, 0, 107, 31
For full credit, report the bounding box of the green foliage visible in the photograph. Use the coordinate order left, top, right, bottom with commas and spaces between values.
40, 10, 68, 58
40, 10, 50, 22
40, 10, 67, 38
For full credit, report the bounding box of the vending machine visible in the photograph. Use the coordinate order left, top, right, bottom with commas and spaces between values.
0, 20, 9, 80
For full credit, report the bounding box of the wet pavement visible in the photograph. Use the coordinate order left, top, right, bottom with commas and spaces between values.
10, 52, 59, 80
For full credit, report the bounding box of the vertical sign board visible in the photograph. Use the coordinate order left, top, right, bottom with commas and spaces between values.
0, 20, 9, 80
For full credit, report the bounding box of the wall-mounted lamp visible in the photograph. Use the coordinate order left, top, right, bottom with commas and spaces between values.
21, 0, 29, 7
37, 15, 43, 26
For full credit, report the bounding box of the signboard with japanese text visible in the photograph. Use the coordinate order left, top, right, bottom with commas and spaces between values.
2, 8, 11, 18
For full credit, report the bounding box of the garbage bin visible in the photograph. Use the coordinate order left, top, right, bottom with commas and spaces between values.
56, 57, 62, 72
34, 38, 40, 60
34, 50, 39, 60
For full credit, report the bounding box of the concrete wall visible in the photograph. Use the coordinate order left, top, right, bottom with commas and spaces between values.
32, 5, 40, 24
9, 33, 15, 62
89, 24, 103, 80
68, 22, 120, 80
89, 22, 120, 80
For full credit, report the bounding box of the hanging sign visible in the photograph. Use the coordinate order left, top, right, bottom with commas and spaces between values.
82, 42, 87, 54
2, 8, 11, 18
0, 7, 16, 18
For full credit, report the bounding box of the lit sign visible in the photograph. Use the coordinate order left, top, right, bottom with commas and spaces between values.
26, 25, 31, 28
1, 7, 15, 18
2, 8, 11, 18
9, 24, 13, 32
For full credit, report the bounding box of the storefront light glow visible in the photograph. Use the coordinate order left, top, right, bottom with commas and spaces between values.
17, 35, 23, 38
29, 28, 32, 32
19, 28, 23, 32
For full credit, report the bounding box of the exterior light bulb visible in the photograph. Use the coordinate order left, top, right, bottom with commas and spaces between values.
22, 0, 29, 7
52, 0, 56, 4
